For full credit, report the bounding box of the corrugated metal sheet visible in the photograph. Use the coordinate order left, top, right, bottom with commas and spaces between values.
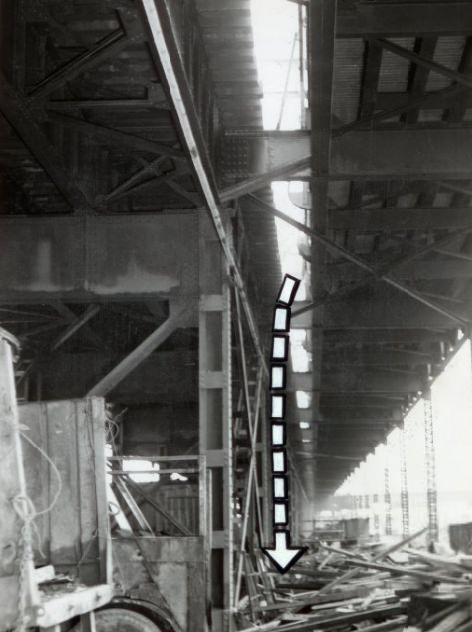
427, 36, 466, 90
332, 39, 364, 123
378, 38, 415, 92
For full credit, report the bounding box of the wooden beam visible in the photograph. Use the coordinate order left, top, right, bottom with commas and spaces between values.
87, 306, 189, 397
0, 73, 93, 213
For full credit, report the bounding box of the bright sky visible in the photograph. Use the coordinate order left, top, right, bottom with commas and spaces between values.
250, 0, 311, 376
250, 0, 302, 130
336, 341, 472, 536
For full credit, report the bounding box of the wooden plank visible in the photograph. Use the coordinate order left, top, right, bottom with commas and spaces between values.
36, 584, 112, 627
90, 398, 110, 584
20, 399, 109, 584
316, 526, 427, 596
345, 558, 469, 584
77, 400, 100, 584
48, 400, 81, 570
34, 565, 55, 584
21, 402, 51, 560
271, 604, 407, 631
0, 334, 40, 630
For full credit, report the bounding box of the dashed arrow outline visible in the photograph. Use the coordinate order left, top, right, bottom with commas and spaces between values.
261, 274, 308, 574
262, 530, 308, 575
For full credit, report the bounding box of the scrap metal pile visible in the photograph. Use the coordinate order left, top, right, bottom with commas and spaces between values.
237, 528, 472, 632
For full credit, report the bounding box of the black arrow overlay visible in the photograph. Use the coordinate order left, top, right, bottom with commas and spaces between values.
262, 274, 308, 574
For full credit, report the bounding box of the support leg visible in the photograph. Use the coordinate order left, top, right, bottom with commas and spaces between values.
424, 391, 438, 545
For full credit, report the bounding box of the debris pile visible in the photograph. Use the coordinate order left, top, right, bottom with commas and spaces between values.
237, 527, 472, 631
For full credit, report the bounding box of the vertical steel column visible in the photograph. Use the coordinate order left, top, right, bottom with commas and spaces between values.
234, 358, 263, 609
199, 215, 233, 631
423, 391, 438, 544
384, 466, 393, 536
400, 427, 410, 538
354, 494, 361, 518
373, 493, 380, 541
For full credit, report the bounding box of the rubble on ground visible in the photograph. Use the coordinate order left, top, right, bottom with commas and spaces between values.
237, 527, 472, 632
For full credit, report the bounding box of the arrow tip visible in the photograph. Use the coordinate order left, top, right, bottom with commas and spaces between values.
261, 532, 308, 574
